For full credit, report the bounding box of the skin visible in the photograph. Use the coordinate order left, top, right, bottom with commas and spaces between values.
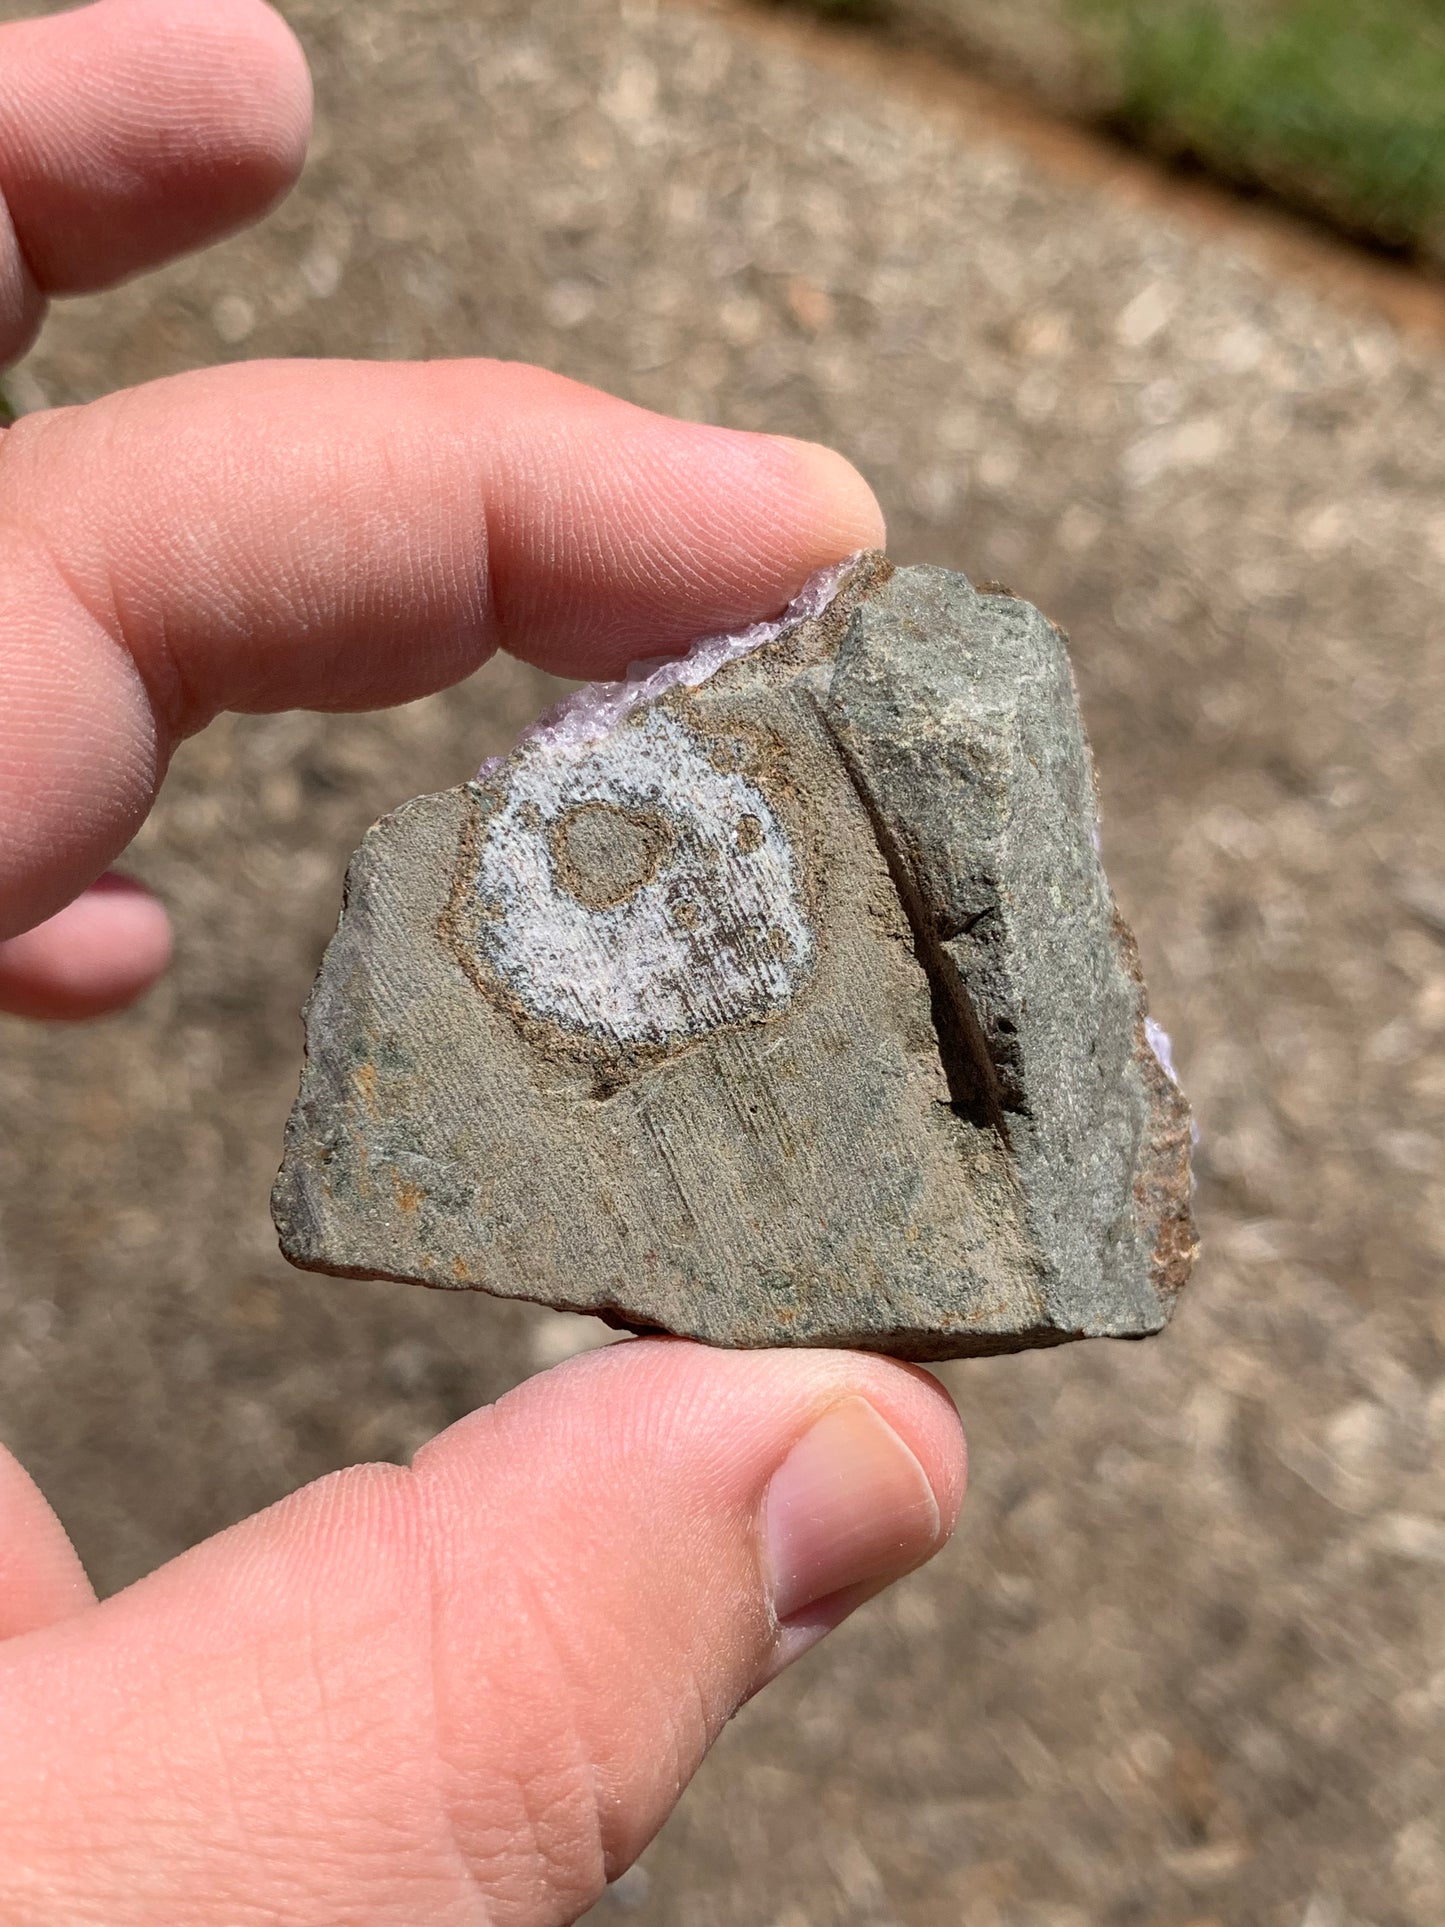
0, 5, 969, 1921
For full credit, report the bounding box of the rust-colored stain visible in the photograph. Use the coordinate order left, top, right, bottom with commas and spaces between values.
353, 1060, 380, 1118
394, 1177, 426, 1214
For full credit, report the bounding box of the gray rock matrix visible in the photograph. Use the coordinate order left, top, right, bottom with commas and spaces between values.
273, 557, 1195, 1358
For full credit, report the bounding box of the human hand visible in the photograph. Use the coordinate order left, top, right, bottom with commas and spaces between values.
0, 5, 967, 1920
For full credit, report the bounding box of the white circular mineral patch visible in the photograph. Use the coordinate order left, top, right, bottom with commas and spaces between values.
472, 708, 813, 1047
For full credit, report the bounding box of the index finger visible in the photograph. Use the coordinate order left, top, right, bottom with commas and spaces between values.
0, 357, 884, 935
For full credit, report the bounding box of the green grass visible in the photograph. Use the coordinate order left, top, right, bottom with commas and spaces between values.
1080, 0, 1445, 254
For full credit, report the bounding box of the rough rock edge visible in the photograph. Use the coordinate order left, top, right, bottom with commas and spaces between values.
1116, 914, 1200, 1306
477, 551, 876, 774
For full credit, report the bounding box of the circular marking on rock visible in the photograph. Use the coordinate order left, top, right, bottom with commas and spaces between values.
470, 708, 813, 1048
551, 802, 672, 910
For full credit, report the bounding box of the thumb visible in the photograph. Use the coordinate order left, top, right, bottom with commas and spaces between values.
0, 1341, 963, 1926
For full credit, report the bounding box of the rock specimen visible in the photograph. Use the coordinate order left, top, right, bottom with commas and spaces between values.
273, 555, 1196, 1358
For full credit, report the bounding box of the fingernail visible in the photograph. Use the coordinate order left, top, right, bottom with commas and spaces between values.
763, 1396, 943, 1634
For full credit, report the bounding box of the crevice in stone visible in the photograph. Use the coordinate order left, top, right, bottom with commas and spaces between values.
811, 699, 1012, 1142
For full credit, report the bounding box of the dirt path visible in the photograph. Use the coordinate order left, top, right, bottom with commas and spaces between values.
1, 2, 1443, 1922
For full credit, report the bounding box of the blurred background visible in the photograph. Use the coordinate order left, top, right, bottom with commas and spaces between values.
1, 0, 1443, 1921
793, 0, 1445, 266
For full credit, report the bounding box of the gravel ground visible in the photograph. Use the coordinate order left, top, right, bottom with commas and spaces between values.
2, 1, 1443, 1922
768, 0, 1445, 273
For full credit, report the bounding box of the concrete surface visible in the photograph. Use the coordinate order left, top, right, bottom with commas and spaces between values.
0, 1, 1442, 1922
